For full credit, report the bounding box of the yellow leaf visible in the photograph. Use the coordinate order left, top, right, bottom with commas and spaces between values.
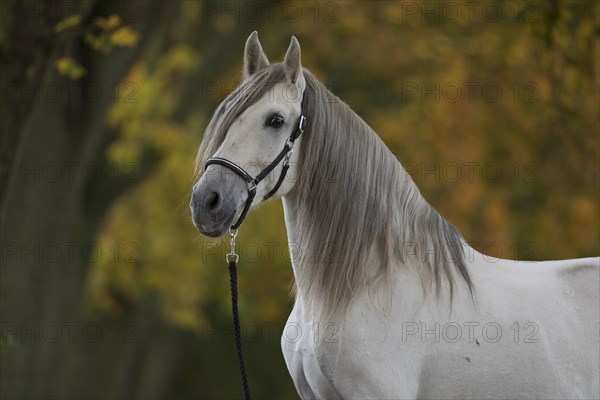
94, 14, 121, 31
55, 57, 86, 80
53, 15, 81, 33
109, 27, 140, 47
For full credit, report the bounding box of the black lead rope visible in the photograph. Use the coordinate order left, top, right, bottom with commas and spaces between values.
208, 94, 308, 399
225, 229, 251, 399
228, 261, 250, 399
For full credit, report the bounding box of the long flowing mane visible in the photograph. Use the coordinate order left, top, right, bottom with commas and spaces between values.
197, 63, 473, 321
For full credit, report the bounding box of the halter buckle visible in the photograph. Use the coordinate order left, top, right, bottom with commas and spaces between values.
298, 115, 306, 134
248, 179, 257, 192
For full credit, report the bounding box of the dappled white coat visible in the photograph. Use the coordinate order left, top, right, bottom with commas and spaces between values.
282, 201, 600, 399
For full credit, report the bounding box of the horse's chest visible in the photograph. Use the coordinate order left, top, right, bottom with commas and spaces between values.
280, 305, 342, 398
279, 299, 487, 398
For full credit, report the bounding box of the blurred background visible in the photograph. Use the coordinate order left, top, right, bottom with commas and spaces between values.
1, 0, 598, 398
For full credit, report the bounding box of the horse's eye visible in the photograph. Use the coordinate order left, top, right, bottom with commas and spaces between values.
265, 115, 285, 129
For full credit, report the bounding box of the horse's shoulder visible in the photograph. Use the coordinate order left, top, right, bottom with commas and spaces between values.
555, 257, 600, 303
555, 256, 600, 277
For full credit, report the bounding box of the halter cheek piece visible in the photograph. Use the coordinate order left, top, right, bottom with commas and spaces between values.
205, 92, 308, 230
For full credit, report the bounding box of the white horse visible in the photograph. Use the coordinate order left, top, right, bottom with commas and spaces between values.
190, 32, 600, 399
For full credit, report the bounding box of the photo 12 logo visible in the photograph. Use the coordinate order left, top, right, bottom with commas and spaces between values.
401, 321, 539, 344
1, 161, 140, 185
395, 1, 540, 24
1, 321, 139, 345
399, 81, 539, 104
1, 241, 139, 264
200, 1, 339, 24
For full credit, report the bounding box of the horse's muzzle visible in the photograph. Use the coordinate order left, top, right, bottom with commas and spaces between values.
190, 170, 244, 237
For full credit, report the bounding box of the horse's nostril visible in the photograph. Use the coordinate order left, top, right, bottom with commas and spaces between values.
206, 191, 220, 210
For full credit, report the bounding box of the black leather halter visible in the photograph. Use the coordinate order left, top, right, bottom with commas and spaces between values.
205, 92, 308, 229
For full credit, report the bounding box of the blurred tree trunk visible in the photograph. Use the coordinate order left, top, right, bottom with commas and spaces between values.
0, 1, 170, 398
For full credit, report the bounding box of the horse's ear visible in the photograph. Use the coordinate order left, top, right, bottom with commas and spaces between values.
243, 31, 270, 79
284, 36, 303, 85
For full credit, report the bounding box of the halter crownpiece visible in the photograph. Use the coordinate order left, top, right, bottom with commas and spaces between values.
205, 91, 308, 230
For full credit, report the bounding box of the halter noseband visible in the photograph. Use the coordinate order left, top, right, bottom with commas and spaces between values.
205, 92, 308, 230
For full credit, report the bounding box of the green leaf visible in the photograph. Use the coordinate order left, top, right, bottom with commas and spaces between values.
84, 32, 113, 53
